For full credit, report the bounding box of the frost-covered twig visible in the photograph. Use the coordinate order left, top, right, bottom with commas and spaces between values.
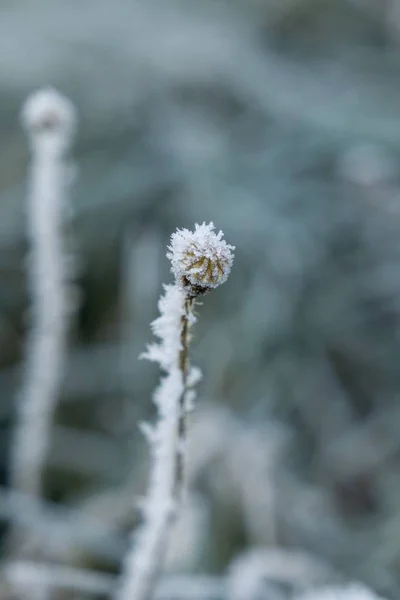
10, 88, 76, 499
115, 223, 234, 600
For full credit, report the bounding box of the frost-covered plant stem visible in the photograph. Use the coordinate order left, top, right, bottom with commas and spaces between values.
10, 89, 76, 499
116, 285, 192, 600
175, 295, 194, 494
116, 223, 234, 600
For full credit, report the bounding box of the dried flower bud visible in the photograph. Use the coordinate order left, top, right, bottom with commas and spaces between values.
167, 222, 234, 297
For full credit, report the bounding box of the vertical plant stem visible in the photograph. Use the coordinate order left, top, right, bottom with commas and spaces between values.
116, 285, 188, 600
176, 296, 194, 496
11, 89, 76, 501
116, 223, 234, 600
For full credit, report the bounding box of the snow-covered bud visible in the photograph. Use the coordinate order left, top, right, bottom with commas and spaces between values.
21, 87, 76, 156
167, 222, 234, 297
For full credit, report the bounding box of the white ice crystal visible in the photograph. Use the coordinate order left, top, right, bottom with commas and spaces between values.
167, 222, 235, 296
140, 284, 186, 372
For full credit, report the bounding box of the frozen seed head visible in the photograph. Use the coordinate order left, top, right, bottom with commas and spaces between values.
21, 87, 76, 153
167, 222, 234, 297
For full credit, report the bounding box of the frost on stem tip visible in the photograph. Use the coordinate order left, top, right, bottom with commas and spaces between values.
167, 222, 235, 297
21, 87, 76, 153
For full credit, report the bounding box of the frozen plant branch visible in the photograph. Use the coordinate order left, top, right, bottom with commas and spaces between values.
115, 222, 234, 600
10, 88, 76, 499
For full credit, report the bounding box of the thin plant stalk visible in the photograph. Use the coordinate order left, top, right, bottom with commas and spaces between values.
175, 296, 194, 496
115, 223, 234, 600
10, 88, 76, 500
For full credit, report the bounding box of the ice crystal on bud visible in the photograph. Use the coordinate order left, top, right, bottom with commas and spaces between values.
167, 222, 234, 296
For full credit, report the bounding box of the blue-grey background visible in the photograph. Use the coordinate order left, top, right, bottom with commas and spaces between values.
1, 1, 400, 598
